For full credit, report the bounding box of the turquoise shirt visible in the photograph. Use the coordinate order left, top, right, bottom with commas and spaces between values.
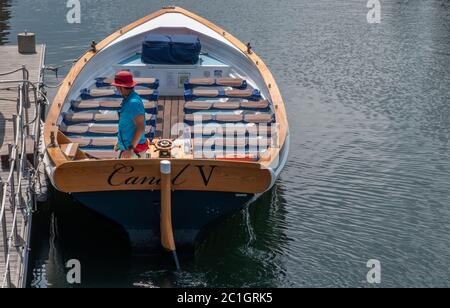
118, 91, 146, 151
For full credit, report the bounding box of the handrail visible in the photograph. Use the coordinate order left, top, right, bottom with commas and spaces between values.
0, 66, 45, 288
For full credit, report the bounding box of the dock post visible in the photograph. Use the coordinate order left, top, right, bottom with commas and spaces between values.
17, 32, 36, 54
160, 160, 180, 270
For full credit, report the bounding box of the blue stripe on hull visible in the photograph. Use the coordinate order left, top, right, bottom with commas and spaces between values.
73, 190, 253, 250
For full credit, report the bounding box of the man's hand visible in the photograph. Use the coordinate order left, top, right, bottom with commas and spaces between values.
121, 149, 134, 159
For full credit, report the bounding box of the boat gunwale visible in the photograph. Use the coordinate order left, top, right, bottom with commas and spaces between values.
44, 6, 288, 171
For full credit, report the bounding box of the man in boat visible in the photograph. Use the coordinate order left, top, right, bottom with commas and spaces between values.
111, 71, 149, 158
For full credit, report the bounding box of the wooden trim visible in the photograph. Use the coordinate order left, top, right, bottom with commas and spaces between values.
53, 159, 272, 193
45, 6, 287, 172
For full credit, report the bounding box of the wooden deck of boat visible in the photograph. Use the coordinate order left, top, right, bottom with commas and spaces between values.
156, 96, 185, 139
0, 45, 45, 288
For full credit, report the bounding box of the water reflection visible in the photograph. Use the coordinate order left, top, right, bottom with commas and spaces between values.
134, 186, 290, 288
29, 185, 289, 288
0, 0, 10, 45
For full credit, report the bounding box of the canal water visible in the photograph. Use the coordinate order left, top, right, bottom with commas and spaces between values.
1, 0, 450, 287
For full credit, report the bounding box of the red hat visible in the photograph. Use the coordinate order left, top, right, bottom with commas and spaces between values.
111, 71, 138, 88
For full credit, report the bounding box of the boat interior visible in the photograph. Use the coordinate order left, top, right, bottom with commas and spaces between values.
57, 30, 277, 162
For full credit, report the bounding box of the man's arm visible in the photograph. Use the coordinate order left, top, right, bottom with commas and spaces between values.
121, 114, 145, 158
130, 114, 145, 149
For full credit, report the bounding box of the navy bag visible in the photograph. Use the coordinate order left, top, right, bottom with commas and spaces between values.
141, 34, 201, 65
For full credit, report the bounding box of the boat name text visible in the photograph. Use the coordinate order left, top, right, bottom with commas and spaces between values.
107, 163, 218, 187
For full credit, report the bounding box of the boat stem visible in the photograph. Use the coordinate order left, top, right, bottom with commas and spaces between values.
160, 160, 180, 270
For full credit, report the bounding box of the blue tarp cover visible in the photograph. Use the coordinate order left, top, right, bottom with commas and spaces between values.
141, 34, 201, 65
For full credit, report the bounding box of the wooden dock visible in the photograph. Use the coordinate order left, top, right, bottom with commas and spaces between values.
0, 44, 46, 288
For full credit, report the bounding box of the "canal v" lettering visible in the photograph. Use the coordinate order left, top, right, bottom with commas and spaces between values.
107, 164, 218, 187
196, 165, 218, 186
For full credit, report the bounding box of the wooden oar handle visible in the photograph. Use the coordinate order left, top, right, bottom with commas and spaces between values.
160, 161, 176, 252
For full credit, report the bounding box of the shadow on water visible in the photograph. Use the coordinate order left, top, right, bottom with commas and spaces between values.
28, 184, 289, 288
191, 185, 291, 287
137, 185, 291, 288
0, 0, 11, 45
29, 187, 133, 288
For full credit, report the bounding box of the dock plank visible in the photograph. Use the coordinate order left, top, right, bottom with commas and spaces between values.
0, 45, 45, 288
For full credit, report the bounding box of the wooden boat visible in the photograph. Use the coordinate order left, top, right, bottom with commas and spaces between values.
44, 7, 289, 251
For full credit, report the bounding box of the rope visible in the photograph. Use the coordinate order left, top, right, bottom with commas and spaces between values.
41, 81, 64, 89
45, 58, 78, 71
44, 56, 81, 79
0, 67, 24, 77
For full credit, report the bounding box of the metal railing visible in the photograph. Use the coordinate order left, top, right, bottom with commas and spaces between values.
0, 66, 46, 288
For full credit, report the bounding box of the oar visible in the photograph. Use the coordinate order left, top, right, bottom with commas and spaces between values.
160, 160, 181, 270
